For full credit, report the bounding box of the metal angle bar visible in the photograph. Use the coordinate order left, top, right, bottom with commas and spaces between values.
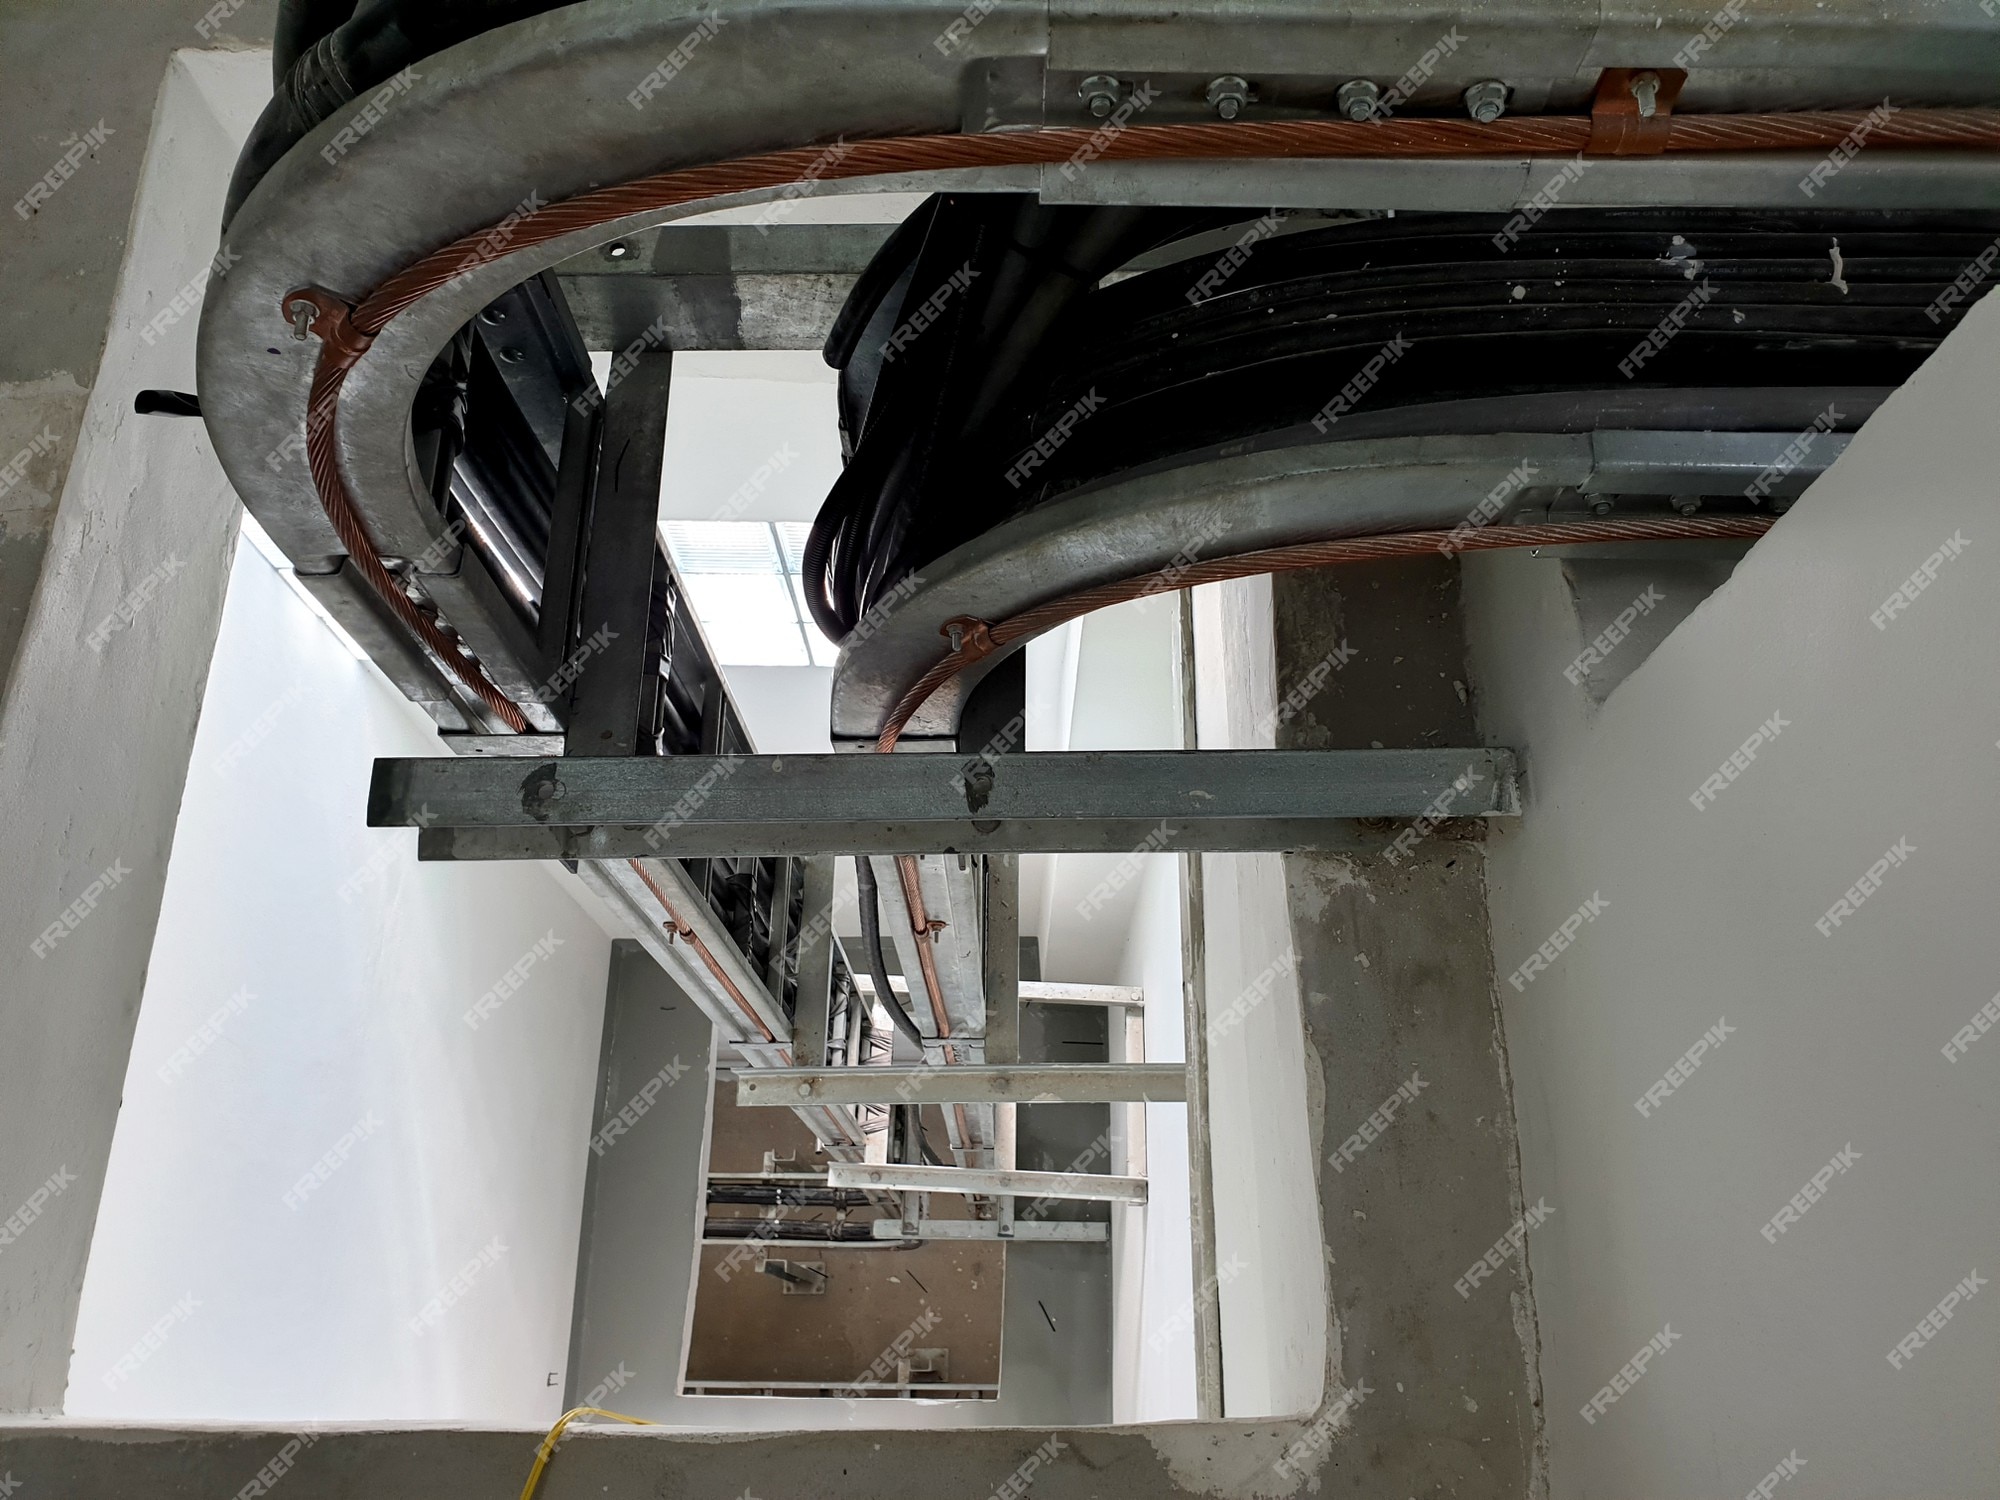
441, 733, 567, 758
866, 1219, 1108, 1243
375, 747, 1522, 843
1038, 154, 2000, 213
853, 975, 1141, 1008
414, 819, 1387, 859
733, 1064, 1188, 1107
982, 855, 1020, 1064
1020, 980, 1140, 1008
592, 856, 792, 1045
829, 1162, 1148, 1205
566, 351, 671, 758
1177, 588, 1225, 1421
681, 1379, 1002, 1392
789, 856, 835, 1068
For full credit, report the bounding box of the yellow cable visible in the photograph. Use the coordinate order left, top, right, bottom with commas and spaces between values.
520, 1406, 655, 1500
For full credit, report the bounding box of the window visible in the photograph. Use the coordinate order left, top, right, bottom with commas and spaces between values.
662, 520, 836, 667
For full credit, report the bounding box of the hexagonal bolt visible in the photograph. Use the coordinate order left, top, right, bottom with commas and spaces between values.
1671, 495, 1702, 516
1629, 70, 1662, 120
1336, 79, 1382, 122
1079, 74, 1122, 118
1463, 79, 1510, 123
1205, 75, 1251, 121
1589, 497, 1615, 517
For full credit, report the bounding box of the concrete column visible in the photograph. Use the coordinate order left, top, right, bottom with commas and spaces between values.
1271, 558, 1543, 1495
0, 5, 270, 695
0, 50, 267, 1411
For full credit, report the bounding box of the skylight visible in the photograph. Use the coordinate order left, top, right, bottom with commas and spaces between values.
662, 520, 836, 667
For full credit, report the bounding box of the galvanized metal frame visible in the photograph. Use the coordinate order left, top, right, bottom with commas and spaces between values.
198, 0, 1999, 582
372, 747, 1523, 856
734, 1064, 1190, 1107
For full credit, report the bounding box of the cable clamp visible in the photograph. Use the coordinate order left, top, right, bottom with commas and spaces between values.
1588, 68, 1686, 155
941, 615, 996, 661
281, 286, 374, 367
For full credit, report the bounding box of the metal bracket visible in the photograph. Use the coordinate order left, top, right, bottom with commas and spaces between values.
1588, 68, 1687, 156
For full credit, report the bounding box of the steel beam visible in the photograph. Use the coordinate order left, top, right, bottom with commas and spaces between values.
1041, 154, 2000, 213
853, 975, 1141, 1008
373, 748, 1520, 858
554, 222, 900, 350
565, 352, 671, 758
866, 1219, 1107, 1243
733, 1064, 1188, 1106
829, 1162, 1148, 1205
789, 857, 836, 1069
982, 855, 1021, 1063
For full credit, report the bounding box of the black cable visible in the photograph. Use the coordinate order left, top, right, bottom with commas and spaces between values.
913, 1115, 945, 1167
854, 855, 926, 1049
134, 391, 202, 418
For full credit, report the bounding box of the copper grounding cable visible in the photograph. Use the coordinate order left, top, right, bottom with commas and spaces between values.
282, 106, 2000, 732
273, 102, 1984, 978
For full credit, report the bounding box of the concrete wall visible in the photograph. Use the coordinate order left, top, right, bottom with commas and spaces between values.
1463, 293, 2000, 1497
3, 44, 617, 1421
0, 3, 271, 693
0, 49, 270, 1412
1270, 559, 1542, 1495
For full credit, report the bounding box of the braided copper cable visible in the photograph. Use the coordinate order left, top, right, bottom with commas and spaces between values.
1662, 110, 2000, 151
290, 293, 530, 731
353, 108, 2000, 331
627, 858, 780, 1042
874, 513, 1778, 750
282, 105, 1998, 738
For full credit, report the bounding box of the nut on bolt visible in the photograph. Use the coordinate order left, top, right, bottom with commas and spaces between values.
1336, 79, 1382, 121
1463, 79, 1509, 123
1205, 75, 1251, 120
1080, 74, 1122, 118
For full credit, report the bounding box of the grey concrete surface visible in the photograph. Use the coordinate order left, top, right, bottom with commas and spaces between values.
0, 2, 272, 694
0, 52, 259, 1414
1272, 560, 1545, 1497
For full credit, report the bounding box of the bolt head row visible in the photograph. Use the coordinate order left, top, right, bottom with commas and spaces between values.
1076, 75, 1510, 123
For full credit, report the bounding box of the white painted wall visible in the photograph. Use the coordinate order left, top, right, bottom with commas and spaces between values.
1027, 597, 1182, 981
723, 664, 832, 752
67, 528, 615, 1423
658, 351, 842, 525
1463, 295, 2000, 1497
0, 49, 269, 1412
1109, 852, 1196, 1423
0, 44, 615, 1422
1192, 576, 1326, 1421
1015, 595, 1199, 1422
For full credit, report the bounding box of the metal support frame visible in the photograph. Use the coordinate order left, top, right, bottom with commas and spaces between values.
374, 747, 1521, 858
854, 975, 1142, 1008
789, 856, 836, 1068
1177, 587, 1226, 1420
867, 1219, 1107, 1243
829, 1163, 1148, 1205
734, 1064, 1189, 1107
565, 351, 671, 758
982, 856, 1020, 1065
